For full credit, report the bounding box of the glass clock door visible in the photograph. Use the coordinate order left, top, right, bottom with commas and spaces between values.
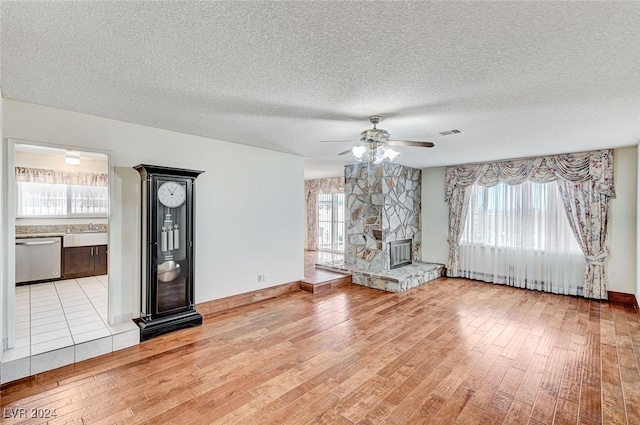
155, 178, 189, 315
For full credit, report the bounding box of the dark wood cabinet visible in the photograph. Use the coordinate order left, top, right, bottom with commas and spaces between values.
93, 245, 108, 275
63, 245, 107, 279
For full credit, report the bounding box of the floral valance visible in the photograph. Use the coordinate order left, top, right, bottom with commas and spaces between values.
445, 149, 615, 202
15, 167, 109, 187
304, 176, 345, 195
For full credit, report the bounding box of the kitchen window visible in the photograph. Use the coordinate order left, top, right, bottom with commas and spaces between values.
17, 182, 108, 217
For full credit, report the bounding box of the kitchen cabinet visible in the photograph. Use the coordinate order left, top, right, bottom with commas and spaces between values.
63, 245, 107, 279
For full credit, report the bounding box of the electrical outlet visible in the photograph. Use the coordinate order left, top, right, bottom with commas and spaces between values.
257, 274, 262, 282
262, 274, 267, 281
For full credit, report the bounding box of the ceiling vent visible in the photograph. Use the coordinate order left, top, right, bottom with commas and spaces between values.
438, 129, 464, 136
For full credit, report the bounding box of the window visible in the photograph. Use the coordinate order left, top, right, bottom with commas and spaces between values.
17, 182, 108, 217
459, 181, 585, 295
317, 193, 345, 252
461, 181, 582, 253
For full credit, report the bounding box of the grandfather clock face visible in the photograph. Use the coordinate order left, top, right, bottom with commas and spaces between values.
155, 178, 189, 314
158, 181, 186, 208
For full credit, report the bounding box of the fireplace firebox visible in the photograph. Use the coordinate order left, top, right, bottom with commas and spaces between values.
389, 239, 412, 269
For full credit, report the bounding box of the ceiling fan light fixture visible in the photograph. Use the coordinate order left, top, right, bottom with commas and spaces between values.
360, 128, 390, 143
351, 145, 367, 162
329, 115, 432, 164
373, 146, 386, 164
384, 147, 400, 161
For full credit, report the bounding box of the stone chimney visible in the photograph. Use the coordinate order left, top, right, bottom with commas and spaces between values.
344, 163, 421, 272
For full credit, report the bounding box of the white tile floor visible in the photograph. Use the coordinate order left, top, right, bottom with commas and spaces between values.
315, 250, 345, 264
2, 276, 139, 383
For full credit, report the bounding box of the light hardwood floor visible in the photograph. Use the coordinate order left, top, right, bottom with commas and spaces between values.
2, 274, 639, 424
303, 250, 347, 284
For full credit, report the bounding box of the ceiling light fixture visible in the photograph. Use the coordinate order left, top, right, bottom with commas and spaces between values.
323, 115, 435, 163
65, 151, 80, 165
351, 117, 400, 163
351, 144, 400, 164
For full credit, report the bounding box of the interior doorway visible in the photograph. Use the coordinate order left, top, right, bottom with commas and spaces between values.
4, 140, 112, 360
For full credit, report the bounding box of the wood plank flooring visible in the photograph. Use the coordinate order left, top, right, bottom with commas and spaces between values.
302, 250, 348, 284
2, 276, 640, 424
300, 250, 351, 294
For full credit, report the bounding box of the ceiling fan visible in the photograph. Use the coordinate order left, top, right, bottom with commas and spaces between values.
321, 115, 435, 164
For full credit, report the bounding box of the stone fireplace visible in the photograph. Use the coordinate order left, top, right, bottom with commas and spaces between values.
345, 162, 421, 271
344, 162, 443, 292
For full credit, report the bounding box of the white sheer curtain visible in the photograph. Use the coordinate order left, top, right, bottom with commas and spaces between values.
305, 177, 344, 250
459, 180, 586, 295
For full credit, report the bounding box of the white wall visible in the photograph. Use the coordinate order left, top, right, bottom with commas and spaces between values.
3, 99, 305, 325
0, 91, 4, 353
637, 145, 640, 303
607, 146, 637, 294
15, 150, 108, 173
421, 167, 448, 264
421, 147, 638, 295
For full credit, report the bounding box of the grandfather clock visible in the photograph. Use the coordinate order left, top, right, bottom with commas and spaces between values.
134, 164, 204, 340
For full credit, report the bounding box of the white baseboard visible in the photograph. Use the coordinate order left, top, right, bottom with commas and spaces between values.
113, 312, 133, 324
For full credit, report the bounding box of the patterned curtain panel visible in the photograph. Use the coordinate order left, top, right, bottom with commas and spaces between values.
15, 167, 109, 187
305, 177, 345, 250
557, 180, 611, 299
446, 185, 470, 277
444, 149, 615, 299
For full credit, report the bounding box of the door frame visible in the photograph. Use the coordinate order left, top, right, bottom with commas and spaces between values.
5, 138, 112, 348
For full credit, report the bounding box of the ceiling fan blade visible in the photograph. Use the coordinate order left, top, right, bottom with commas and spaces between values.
320, 140, 360, 143
338, 149, 352, 156
388, 140, 435, 148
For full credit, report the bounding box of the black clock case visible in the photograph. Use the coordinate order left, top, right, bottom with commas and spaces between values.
134, 164, 205, 341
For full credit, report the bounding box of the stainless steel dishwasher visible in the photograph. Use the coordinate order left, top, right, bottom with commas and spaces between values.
15, 237, 62, 284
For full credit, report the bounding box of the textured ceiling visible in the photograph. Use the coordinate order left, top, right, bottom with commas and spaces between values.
2, 1, 639, 179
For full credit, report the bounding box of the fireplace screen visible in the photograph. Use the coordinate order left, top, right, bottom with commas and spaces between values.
390, 239, 412, 269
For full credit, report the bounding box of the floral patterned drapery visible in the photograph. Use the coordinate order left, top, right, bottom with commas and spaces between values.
444, 149, 615, 299
446, 185, 470, 278
305, 177, 345, 250
557, 180, 611, 299
15, 167, 109, 187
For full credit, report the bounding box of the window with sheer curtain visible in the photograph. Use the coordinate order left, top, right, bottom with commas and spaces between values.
459, 180, 586, 295
317, 193, 345, 252
16, 182, 109, 217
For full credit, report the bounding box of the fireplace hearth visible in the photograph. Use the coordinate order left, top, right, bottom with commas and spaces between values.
343, 163, 446, 292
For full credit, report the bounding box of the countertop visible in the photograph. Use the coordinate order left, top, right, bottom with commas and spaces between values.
15, 224, 108, 236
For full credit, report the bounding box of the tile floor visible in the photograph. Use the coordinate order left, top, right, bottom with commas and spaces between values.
314, 250, 345, 264
2, 276, 139, 384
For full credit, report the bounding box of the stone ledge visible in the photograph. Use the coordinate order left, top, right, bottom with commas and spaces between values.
350, 262, 445, 293
315, 259, 351, 274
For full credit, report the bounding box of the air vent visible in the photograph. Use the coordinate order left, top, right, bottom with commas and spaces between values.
439, 129, 464, 136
